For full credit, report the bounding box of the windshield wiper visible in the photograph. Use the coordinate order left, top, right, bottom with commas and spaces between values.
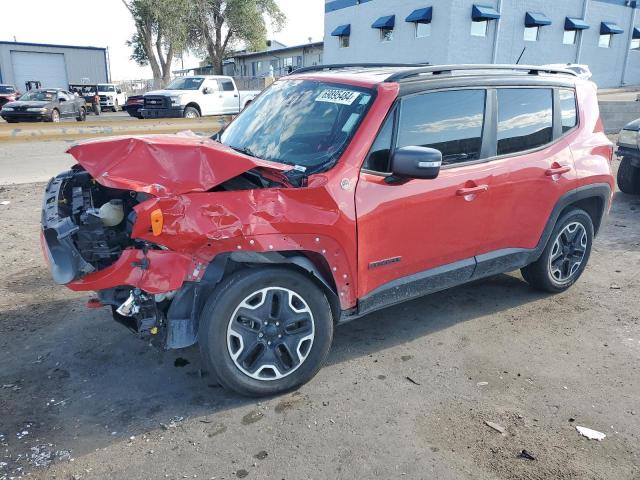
229, 145, 259, 158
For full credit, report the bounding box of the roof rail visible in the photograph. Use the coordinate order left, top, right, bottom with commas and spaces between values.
384, 64, 579, 83
289, 63, 429, 76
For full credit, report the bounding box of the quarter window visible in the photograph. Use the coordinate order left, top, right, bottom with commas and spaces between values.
364, 111, 394, 172
398, 90, 486, 165
559, 89, 578, 133
497, 88, 553, 156
471, 20, 488, 37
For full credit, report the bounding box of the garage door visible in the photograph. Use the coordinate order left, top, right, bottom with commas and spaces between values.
11, 51, 68, 89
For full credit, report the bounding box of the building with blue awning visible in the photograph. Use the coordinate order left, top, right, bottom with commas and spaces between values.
324, 0, 640, 88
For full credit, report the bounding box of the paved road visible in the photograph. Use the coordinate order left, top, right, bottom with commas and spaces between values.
0, 140, 76, 185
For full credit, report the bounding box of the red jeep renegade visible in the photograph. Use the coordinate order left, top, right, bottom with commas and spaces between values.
41, 64, 614, 396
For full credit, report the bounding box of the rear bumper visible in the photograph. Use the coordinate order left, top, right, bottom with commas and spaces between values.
141, 107, 184, 119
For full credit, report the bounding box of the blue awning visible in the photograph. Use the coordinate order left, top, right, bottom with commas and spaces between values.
601, 22, 624, 35
525, 12, 551, 27
565, 17, 590, 30
472, 5, 500, 21
372, 15, 395, 29
331, 24, 351, 36
634, 27, 640, 39
406, 7, 433, 23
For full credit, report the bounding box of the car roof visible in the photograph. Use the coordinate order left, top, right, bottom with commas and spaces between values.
288, 64, 581, 89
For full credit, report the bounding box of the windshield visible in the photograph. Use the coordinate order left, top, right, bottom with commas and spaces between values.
166, 77, 205, 90
221, 80, 375, 171
97, 85, 115, 92
0, 85, 15, 94
19, 90, 56, 101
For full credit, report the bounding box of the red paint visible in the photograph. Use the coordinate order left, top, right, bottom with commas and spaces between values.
57, 74, 612, 311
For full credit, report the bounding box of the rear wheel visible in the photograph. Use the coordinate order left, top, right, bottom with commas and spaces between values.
183, 106, 200, 118
617, 156, 640, 195
521, 208, 594, 293
199, 267, 333, 397
76, 107, 86, 122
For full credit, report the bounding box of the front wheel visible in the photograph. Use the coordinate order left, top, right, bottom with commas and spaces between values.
48, 109, 60, 123
183, 106, 200, 118
617, 156, 640, 195
199, 267, 334, 397
521, 208, 594, 293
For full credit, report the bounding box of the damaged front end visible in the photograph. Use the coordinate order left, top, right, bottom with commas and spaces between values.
40, 135, 294, 349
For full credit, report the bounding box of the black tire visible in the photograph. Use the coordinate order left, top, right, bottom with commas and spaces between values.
199, 267, 334, 397
183, 106, 200, 118
47, 109, 60, 123
521, 208, 594, 293
617, 156, 640, 195
76, 107, 86, 122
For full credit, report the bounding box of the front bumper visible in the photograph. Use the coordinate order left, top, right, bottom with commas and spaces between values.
617, 146, 640, 167
141, 106, 184, 119
2, 111, 48, 122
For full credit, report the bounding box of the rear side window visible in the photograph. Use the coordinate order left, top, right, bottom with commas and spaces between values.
220, 80, 235, 91
559, 89, 578, 133
497, 88, 553, 156
397, 90, 486, 165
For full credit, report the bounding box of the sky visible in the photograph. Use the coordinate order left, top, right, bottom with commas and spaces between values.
1, 0, 325, 81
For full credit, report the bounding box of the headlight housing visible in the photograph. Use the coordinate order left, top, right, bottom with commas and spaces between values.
27, 107, 47, 112
170, 95, 183, 105
618, 129, 639, 148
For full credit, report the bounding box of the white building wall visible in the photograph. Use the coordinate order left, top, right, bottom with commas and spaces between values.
324, 0, 640, 88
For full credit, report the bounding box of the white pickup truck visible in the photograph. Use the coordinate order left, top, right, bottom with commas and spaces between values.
97, 84, 127, 112
140, 76, 260, 119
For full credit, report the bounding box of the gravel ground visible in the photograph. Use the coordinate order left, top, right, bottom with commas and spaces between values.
0, 155, 638, 480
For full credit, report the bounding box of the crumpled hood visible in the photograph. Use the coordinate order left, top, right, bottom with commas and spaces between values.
67, 134, 292, 196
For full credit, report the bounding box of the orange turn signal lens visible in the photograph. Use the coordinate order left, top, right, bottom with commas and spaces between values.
150, 209, 163, 236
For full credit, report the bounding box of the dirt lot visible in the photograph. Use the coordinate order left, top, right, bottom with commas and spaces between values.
0, 156, 639, 480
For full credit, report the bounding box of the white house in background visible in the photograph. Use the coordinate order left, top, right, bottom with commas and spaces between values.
224, 41, 324, 78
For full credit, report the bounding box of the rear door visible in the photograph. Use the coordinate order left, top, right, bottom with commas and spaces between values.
355, 88, 495, 299
478, 87, 578, 263
219, 79, 240, 114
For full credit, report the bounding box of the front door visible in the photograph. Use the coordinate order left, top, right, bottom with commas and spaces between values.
355, 88, 494, 300
200, 79, 222, 116
57, 91, 74, 117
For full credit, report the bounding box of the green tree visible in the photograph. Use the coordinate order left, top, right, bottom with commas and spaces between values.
122, 0, 193, 86
192, 0, 286, 75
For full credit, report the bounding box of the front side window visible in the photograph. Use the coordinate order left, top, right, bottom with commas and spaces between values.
559, 89, 578, 133
563, 29, 578, 45
497, 88, 553, 156
599, 34, 613, 48
397, 89, 486, 165
471, 20, 488, 37
524, 26, 540, 42
380, 28, 394, 41
416, 22, 431, 38
221, 80, 374, 172
339, 35, 350, 48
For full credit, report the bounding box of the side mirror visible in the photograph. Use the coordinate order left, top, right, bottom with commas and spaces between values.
203, 87, 212, 95
390, 146, 442, 180
117, 89, 122, 94
59, 97, 67, 103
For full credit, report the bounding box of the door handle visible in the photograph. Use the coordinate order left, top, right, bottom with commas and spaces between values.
456, 185, 489, 197
545, 165, 571, 177
234, 94, 239, 98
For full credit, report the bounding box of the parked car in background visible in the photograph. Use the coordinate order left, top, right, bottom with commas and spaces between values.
140, 76, 259, 119
41, 64, 613, 396
97, 83, 127, 112
123, 95, 144, 119
616, 119, 640, 194
69, 84, 101, 115
1, 88, 87, 123
0, 84, 20, 108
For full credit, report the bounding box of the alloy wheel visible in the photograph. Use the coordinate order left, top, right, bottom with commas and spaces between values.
227, 287, 315, 381
548, 222, 588, 283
